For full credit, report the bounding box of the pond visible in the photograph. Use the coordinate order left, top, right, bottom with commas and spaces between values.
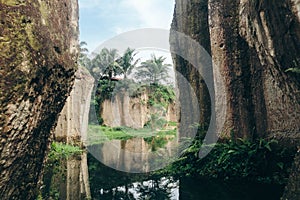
41, 141, 285, 200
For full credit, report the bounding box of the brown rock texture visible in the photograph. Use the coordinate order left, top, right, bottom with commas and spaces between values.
0, 0, 78, 198
171, 0, 300, 141
171, 0, 212, 136
171, 0, 300, 198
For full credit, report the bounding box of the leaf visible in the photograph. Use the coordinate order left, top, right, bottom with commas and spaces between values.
227, 150, 236, 154
277, 162, 284, 170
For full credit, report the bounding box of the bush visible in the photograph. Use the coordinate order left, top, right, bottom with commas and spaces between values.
158, 138, 295, 184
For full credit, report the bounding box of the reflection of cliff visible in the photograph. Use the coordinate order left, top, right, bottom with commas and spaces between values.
42, 153, 91, 200
54, 66, 94, 145
89, 137, 178, 173
101, 91, 177, 129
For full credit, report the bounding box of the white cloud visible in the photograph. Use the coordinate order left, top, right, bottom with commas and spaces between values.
121, 0, 174, 28
79, 0, 174, 52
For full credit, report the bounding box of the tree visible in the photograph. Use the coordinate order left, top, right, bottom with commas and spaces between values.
78, 41, 91, 70
135, 55, 171, 84
90, 48, 122, 80
117, 48, 139, 79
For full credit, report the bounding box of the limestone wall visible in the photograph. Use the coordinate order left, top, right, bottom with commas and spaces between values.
101, 92, 177, 129
54, 66, 94, 145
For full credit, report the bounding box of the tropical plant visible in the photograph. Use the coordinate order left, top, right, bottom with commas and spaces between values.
135, 54, 171, 84
286, 67, 300, 73
78, 41, 91, 69
117, 48, 139, 79
90, 48, 122, 80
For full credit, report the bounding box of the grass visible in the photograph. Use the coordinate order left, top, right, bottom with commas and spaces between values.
87, 123, 177, 145
48, 142, 83, 161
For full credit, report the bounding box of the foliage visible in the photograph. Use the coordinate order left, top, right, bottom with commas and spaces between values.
93, 80, 176, 126
48, 142, 83, 161
286, 67, 300, 73
135, 54, 171, 84
112, 78, 141, 97
144, 112, 167, 131
78, 41, 91, 69
158, 138, 295, 184
88, 124, 176, 146
90, 48, 122, 79
147, 84, 176, 108
116, 47, 139, 78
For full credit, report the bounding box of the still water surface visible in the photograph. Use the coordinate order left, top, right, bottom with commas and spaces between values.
41, 143, 284, 199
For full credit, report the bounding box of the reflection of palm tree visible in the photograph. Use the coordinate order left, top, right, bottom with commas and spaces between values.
117, 48, 139, 79
135, 55, 171, 84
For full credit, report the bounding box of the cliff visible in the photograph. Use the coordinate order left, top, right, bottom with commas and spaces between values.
54, 66, 94, 146
0, 0, 78, 198
171, 0, 300, 142
101, 91, 177, 129
171, 0, 300, 199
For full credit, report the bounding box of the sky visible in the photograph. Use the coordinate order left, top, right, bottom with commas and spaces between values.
79, 0, 175, 53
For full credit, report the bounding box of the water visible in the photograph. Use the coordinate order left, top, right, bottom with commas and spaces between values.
41, 147, 284, 199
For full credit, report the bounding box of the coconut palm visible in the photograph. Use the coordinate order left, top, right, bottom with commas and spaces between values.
135, 54, 171, 84
117, 48, 139, 79
91, 48, 122, 80
78, 41, 91, 69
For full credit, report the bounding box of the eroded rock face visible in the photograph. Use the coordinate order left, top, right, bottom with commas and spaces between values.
171, 0, 212, 136
54, 66, 94, 146
172, 1, 300, 198
0, 0, 78, 198
172, 0, 300, 141
101, 92, 177, 129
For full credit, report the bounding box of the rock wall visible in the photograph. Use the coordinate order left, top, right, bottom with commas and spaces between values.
0, 0, 78, 198
54, 66, 94, 146
101, 92, 177, 129
172, 0, 300, 141
172, 1, 300, 198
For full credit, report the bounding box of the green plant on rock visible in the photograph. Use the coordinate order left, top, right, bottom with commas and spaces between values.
147, 84, 175, 108
48, 142, 83, 161
158, 138, 294, 184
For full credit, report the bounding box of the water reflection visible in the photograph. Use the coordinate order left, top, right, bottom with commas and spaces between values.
42, 151, 284, 199
88, 136, 179, 173
88, 154, 284, 200
42, 153, 91, 200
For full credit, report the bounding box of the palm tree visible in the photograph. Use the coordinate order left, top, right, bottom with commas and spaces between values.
135, 54, 171, 84
117, 48, 139, 79
78, 41, 91, 69
91, 48, 122, 80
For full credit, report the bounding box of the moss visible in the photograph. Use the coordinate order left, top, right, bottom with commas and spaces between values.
38, 0, 48, 25
1, 0, 25, 6
24, 22, 41, 51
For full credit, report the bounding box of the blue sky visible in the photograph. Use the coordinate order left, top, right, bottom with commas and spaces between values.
79, 0, 175, 52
